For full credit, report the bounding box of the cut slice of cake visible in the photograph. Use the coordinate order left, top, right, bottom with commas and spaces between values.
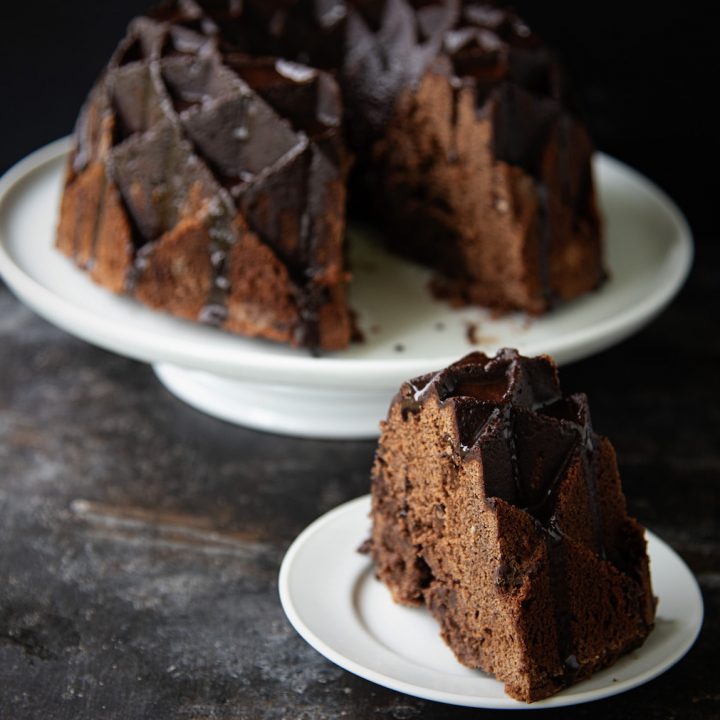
369, 349, 655, 702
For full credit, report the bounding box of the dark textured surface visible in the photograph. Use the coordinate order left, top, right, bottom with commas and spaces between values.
1, 2, 718, 718
1, 246, 718, 719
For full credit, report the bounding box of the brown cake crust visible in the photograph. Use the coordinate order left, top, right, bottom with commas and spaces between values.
370, 350, 654, 702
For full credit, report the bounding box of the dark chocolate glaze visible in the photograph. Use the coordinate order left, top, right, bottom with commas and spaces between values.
143, 0, 580, 168
411, 350, 603, 532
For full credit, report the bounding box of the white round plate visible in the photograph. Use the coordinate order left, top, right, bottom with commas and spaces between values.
0, 139, 693, 437
279, 495, 704, 709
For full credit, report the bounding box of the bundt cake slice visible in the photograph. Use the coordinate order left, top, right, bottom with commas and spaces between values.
370, 349, 655, 702
56, 7, 351, 350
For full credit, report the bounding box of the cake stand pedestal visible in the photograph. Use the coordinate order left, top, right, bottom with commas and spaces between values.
153, 363, 388, 439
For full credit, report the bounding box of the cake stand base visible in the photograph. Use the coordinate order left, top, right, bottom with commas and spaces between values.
153, 363, 388, 439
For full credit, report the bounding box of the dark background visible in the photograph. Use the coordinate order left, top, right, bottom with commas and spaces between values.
1, 4, 718, 720
0, 2, 714, 242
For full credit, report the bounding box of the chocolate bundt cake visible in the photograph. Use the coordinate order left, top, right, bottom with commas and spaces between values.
369, 349, 654, 702
57, 1, 604, 351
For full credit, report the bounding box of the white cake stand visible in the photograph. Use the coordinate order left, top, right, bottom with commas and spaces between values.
0, 139, 693, 438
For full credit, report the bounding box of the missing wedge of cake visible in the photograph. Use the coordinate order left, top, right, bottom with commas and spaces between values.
369, 349, 655, 702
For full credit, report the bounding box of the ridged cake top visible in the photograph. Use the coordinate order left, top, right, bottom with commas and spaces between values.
74, 8, 345, 216
399, 349, 602, 541
75, 1, 571, 177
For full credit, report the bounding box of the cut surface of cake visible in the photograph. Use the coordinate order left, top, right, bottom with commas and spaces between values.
369, 349, 654, 702
57, 1, 604, 351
